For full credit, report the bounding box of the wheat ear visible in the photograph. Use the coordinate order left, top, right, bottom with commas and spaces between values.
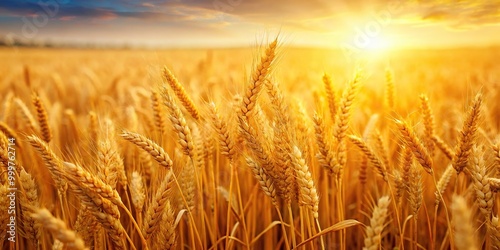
435, 164, 454, 205
451, 195, 479, 250
489, 178, 500, 192
322, 73, 337, 122
492, 143, 500, 177
245, 156, 278, 206
239, 38, 277, 120
313, 113, 337, 175
27, 135, 67, 193
208, 102, 236, 161
32, 93, 52, 143
290, 146, 319, 219
152, 200, 176, 249
162, 67, 200, 120
452, 93, 482, 174
407, 164, 423, 218
14, 97, 37, 132
488, 216, 500, 249
0, 184, 9, 241
62, 162, 123, 207
347, 135, 388, 182
120, 130, 173, 169
363, 196, 391, 250
31, 208, 88, 250
420, 94, 435, 155
161, 89, 195, 157
19, 168, 42, 244
431, 135, 454, 160
143, 171, 173, 240
130, 171, 146, 214
265, 80, 296, 203
97, 118, 126, 188
470, 146, 493, 219
0, 121, 19, 143
395, 120, 433, 174
151, 90, 166, 134
385, 68, 395, 109
333, 69, 362, 176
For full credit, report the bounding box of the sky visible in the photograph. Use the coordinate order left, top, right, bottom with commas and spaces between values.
0, 0, 499, 49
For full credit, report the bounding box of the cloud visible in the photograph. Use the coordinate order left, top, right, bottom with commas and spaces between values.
2, 0, 498, 29
0, 0, 498, 48
401, 0, 500, 29
0, 1, 173, 20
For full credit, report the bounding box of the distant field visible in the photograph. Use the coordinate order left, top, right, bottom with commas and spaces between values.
1, 44, 500, 249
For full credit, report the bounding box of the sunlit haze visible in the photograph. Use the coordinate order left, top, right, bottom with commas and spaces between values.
0, 0, 499, 49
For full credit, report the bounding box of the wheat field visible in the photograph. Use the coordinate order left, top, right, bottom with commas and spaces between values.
1, 40, 500, 250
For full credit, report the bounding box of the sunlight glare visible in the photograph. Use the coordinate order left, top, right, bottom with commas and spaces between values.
364, 36, 392, 52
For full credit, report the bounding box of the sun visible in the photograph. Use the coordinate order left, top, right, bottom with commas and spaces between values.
364, 36, 392, 52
